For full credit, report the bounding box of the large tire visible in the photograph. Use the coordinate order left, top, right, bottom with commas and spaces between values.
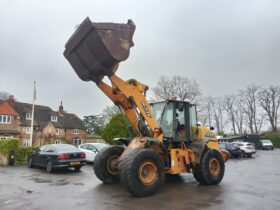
119, 149, 165, 197
93, 146, 124, 184
193, 149, 224, 185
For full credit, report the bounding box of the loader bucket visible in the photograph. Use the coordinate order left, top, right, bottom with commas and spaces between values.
64, 17, 136, 82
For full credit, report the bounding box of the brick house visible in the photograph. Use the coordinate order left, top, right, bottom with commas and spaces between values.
0, 96, 87, 146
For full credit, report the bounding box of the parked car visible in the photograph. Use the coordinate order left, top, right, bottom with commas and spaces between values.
232, 142, 256, 157
78, 143, 108, 162
219, 142, 242, 158
28, 144, 86, 173
260, 139, 274, 150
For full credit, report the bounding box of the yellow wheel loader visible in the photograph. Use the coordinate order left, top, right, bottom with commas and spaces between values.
64, 17, 230, 197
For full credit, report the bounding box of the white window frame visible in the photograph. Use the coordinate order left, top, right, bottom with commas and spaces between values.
73, 139, 82, 146
51, 115, 58, 122
0, 135, 14, 140
26, 113, 32, 120
0, 115, 11, 124
26, 127, 32, 134
23, 139, 32, 147
54, 140, 61, 144
74, 129, 79, 134
56, 129, 60, 135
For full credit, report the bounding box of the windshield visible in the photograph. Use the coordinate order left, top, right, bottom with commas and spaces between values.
94, 143, 108, 151
150, 102, 166, 126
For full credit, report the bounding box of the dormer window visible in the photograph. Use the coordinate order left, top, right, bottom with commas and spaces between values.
51, 115, 58, 122
26, 113, 32, 120
74, 129, 79, 134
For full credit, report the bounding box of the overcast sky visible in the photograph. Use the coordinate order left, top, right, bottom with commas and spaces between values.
1, 0, 280, 118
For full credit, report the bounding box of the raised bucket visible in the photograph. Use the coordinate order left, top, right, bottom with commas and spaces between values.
64, 17, 136, 82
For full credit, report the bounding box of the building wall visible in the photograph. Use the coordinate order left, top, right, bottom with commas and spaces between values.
0, 116, 20, 133
65, 129, 87, 144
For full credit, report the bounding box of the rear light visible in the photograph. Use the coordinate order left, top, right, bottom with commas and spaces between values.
58, 154, 70, 159
80, 153, 86, 158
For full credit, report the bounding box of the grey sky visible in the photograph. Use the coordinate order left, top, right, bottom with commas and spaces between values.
1, 0, 280, 118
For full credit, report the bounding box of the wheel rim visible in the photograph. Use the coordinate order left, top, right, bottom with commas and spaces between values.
106, 156, 119, 175
209, 158, 220, 177
138, 160, 158, 185
47, 162, 52, 172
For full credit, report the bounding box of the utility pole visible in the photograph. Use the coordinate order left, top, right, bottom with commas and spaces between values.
30, 81, 36, 146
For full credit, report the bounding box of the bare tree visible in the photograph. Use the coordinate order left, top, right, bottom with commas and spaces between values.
235, 98, 246, 134
152, 75, 202, 103
239, 85, 264, 134
223, 94, 237, 135
258, 85, 280, 132
210, 97, 226, 134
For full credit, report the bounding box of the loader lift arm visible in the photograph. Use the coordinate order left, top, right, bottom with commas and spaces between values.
96, 74, 163, 142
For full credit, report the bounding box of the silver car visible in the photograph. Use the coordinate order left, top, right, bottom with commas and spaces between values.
78, 143, 108, 162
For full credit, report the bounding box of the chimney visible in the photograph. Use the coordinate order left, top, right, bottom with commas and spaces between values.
7, 95, 15, 104
59, 101, 64, 116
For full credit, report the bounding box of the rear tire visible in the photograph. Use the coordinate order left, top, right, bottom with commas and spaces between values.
46, 160, 53, 173
193, 149, 224, 185
119, 149, 165, 197
93, 146, 124, 184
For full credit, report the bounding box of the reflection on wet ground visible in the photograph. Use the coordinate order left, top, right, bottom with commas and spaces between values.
0, 150, 279, 210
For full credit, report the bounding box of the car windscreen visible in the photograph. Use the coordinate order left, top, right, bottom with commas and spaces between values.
94, 143, 108, 151
54, 144, 80, 153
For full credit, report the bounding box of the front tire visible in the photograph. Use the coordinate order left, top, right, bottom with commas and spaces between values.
193, 149, 224, 185
28, 157, 34, 168
93, 146, 124, 184
119, 149, 165, 197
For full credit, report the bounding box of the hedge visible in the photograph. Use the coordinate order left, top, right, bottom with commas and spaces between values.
261, 132, 280, 148
0, 139, 39, 165
0, 138, 19, 155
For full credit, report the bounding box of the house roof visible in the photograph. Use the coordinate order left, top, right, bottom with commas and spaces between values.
0, 101, 19, 116
0, 100, 85, 130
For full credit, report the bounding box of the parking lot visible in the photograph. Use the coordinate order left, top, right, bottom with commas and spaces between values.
0, 150, 280, 210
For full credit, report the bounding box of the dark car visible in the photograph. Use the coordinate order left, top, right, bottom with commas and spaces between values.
219, 142, 242, 158
28, 144, 86, 173
260, 140, 274, 150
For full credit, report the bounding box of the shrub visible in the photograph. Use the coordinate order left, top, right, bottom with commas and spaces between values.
0, 139, 39, 165
0, 138, 19, 155
15, 146, 39, 165
101, 113, 133, 144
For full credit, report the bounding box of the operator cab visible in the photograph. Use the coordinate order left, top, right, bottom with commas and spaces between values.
150, 100, 198, 142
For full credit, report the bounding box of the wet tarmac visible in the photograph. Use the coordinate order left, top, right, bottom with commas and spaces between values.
0, 150, 280, 210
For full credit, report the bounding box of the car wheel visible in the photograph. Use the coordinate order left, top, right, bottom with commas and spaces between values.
74, 166, 82, 171
247, 154, 252, 158
241, 150, 245, 157
46, 160, 53, 173
193, 149, 225, 185
28, 157, 34, 168
119, 149, 165, 197
93, 146, 124, 184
